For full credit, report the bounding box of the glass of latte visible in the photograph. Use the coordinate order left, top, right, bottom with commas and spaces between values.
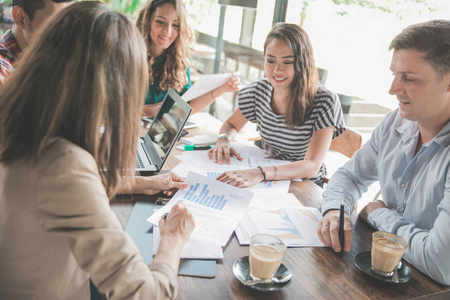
249, 234, 287, 283
371, 231, 408, 277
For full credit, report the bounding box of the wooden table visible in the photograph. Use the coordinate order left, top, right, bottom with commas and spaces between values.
112, 115, 450, 300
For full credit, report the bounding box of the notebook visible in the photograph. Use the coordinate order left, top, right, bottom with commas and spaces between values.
136, 89, 192, 174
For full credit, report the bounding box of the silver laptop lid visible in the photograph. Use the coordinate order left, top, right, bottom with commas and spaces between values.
141, 89, 192, 172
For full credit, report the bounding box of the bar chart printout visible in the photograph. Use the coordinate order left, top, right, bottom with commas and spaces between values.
147, 171, 254, 246
206, 171, 221, 180
183, 183, 228, 211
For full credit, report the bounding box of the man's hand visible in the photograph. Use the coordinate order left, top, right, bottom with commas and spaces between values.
317, 209, 353, 252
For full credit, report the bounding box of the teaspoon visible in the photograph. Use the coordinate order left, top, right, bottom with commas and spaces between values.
242, 273, 292, 286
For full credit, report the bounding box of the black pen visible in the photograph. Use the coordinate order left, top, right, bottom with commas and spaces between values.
184, 145, 212, 151
339, 199, 345, 253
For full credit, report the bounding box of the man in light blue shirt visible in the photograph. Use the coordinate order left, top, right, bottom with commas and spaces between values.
317, 19, 450, 285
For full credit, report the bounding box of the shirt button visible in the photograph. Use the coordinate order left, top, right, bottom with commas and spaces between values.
398, 209, 403, 213
400, 183, 406, 188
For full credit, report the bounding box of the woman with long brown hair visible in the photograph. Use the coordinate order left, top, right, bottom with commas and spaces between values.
209, 23, 345, 187
136, 0, 240, 117
0, 2, 194, 299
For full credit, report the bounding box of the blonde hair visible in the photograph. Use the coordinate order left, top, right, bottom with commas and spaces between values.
136, 0, 194, 92
0, 1, 148, 197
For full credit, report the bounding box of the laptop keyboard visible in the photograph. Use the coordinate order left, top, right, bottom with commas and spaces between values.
136, 154, 145, 168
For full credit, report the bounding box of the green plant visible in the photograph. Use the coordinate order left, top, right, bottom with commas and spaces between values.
102, 0, 146, 17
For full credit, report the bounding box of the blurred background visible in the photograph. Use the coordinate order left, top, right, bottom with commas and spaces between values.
2, 0, 449, 127
2, 0, 448, 206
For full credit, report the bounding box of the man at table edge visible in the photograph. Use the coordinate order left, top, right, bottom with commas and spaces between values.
317, 19, 450, 285
0, 0, 76, 83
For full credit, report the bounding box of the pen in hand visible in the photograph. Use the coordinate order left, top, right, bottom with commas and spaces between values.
339, 199, 345, 253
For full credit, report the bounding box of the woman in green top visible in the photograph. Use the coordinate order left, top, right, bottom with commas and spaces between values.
136, 0, 240, 117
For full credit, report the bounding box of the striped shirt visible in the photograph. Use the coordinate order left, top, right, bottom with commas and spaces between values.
238, 78, 345, 183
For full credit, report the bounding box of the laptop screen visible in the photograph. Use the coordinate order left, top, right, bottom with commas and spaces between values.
143, 89, 192, 166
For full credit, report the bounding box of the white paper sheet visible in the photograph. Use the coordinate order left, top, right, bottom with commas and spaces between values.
171, 153, 292, 194
147, 172, 254, 246
153, 226, 223, 260
180, 134, 218, 146
182, 73, 233, 102
248, 193, 304, 208
235, 203, 325, 247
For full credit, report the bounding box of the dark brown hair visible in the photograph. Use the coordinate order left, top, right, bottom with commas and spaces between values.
264, 23, 318, 127
0, 1, 148, 197
389, 19, 450, 79
136, 0, 194, 92
13, 0, 75, 20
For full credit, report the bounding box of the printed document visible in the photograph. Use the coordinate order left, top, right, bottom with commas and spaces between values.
153, 226, 224, 259
171, 150, 292, 194
235, 193, 325, 247
147, 171, 254, 246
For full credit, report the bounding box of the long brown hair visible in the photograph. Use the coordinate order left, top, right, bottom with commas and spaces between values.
136, 0, 194, 92
0, 1, 148, 197
264, 23, 318, 127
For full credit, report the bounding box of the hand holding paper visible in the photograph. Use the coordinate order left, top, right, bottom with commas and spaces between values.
181, 73, 238, 102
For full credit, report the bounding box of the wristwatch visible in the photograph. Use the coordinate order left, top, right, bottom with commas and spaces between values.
217, 133, 230, 141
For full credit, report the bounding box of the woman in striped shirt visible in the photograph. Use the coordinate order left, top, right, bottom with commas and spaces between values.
208, 23, 345, 187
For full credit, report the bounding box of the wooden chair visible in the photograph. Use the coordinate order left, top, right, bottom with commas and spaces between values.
323, 127, 362, 183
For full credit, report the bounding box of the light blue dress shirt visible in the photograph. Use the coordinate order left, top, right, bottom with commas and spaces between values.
322, 109, 450, 285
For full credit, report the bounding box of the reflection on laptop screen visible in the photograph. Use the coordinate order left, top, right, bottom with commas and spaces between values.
148, 94, 188, 160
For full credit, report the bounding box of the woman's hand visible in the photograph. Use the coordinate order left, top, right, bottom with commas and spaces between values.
214, 72, 240, 95
153, 201, 195, 271
125, 172, 189, 196
316, 209, 353, 253
207, 139, 242, 164
142, 103, 162, 117
216, 168, 264, 188
158, 201, 195, 247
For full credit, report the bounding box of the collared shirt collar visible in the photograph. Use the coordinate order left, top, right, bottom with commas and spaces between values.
396, 118, 419, 144
396, 116, 450, 147
0, 29, 22, 65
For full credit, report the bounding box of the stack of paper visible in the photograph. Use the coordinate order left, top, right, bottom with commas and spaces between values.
148, 172, 254, 259
180, 134, 218, 146
172, 142, 293, 194
235, 193, 325, 247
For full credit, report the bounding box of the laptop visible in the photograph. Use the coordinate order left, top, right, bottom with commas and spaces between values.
136, 89, 192, 174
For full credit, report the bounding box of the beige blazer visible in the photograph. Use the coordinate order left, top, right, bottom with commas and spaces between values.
0, 138, 177, 299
